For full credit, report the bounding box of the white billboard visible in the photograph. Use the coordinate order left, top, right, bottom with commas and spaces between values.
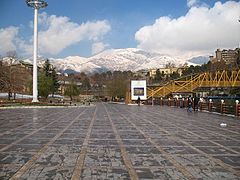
131, 80, 147, 100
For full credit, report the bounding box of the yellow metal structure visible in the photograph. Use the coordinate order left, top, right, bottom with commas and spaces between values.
147, 70, 240, 98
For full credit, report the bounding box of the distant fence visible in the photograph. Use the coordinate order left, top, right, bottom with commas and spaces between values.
145, 98, 240, 117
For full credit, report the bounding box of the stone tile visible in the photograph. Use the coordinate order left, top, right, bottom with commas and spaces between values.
85, 147, 124, 167
197, 146, 237, 154
185, 166, 239, 179
0, 152, 33, 165
21, 164, 75, 179
136, 167, 187, 180
213, 155, 240, 166
0, 164, 22, 179
3, 144, 44, 153
162, 146, 200, 155
36, 152, 79, 167
126, 146, 160, 154
81, 167, 130, 179
129, 154, 173, 167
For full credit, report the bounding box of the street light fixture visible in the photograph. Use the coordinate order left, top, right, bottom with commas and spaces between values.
26, 0, 48, 102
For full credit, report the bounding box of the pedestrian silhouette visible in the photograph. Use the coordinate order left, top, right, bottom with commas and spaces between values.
137, 96, 141, 106
187, 95, 193, 112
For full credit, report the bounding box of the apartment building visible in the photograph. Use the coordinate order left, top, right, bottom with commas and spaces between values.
211, 48, 239, 64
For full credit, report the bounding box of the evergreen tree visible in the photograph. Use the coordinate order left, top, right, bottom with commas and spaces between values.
50, 68, 59, 96
41, 59, 59, 96
170, 71, 180, 80
154, 69, 162, 82
38, 72, 53, 99
43, 59, 51, 76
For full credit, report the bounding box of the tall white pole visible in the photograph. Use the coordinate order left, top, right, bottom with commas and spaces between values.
32, 8, 39, 102
26, 0, 47, 102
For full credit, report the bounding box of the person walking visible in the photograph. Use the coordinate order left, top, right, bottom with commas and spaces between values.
137, 96, 141, 106
193, 95, 200, 111
187, 95, 193, 112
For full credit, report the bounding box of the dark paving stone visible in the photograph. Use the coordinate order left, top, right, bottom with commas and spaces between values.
3, 144, 44, 153
20, 138, 50, 145
0, 153, 33, 165
126, 146, 160, 154
90, 133, 116, 139
85, 147, 124, 167
0, 133, 28, 139
46, 145, 82, 154
81, 167, 130, 179
0, 138, 17, 145
36, 153, 79, 167
152, 139, 186, 147
30, 133, 57, 139
163, 146, 200, 154
129, 154, 173, 167
213, 140, 240, 147
187, 140, 217, 146
197, 146, 237, 154
147, 167, 187, 180
213, 155, 240, 166
0, 164, 22, 180
230, 147, 240, 153
136, 168, 155, 179
122, 139, 152, 146
89, 139, 118, 146
173, 155, 221, 167
52, 138, 84, 146
184, 166, 239, 179
21, 164, 75, 179
58, 133, 86, 139
119, 133, 145, 139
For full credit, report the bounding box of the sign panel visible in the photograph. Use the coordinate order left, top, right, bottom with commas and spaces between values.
131, 80, 147, 100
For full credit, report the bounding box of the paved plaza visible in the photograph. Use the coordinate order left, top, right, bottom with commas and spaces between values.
0, 103, 239, 179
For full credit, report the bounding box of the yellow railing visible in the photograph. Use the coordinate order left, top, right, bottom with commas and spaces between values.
147, 70, 240, 98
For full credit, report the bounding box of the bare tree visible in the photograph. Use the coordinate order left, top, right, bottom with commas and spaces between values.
0, 51, 32, 100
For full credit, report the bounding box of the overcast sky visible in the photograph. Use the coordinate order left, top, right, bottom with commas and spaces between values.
0, 0, 239, 59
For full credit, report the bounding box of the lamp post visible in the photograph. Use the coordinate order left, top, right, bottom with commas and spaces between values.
26, 0, 47, 102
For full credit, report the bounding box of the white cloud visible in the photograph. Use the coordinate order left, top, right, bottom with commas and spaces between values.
0, 26, 19, 55
187, 0, 199, 8
37, 13, 111, 55
0, 13, 111, 57
135, 1, 240, 59
16, 37, 33, 56
91, 42, 109, 55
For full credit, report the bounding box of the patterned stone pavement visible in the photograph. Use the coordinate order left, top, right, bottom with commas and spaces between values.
0, 103, 239, 179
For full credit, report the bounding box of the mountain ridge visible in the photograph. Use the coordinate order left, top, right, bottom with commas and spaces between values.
50, 48, 199, 73
3, 48, 206, 74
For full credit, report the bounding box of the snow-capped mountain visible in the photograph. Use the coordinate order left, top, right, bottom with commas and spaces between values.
50, 56, 101, 73
1, 57, 20, 65
188, 56, 210, 65
50, 48, 193, 73
4, 48, 199, 73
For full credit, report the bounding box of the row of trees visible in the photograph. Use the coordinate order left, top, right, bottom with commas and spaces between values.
152, 69, 180, 84
181, 59, 240, 76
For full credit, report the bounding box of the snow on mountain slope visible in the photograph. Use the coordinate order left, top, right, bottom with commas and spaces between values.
188, 56, 210, 65
53, 48, 188, 73
51, 56, 101, 72
5, 48, 199, 73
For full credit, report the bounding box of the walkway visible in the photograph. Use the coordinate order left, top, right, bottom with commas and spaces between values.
0, 103, 239, 179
